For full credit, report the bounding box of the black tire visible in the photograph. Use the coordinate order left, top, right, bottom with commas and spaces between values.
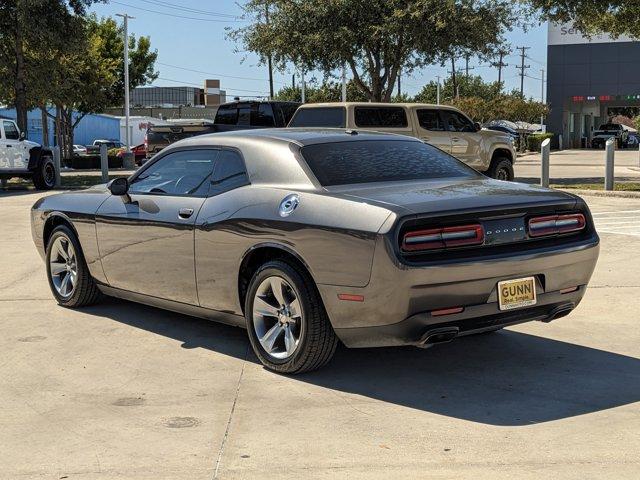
487, 156, 514, 181
32, 155, 56, 190
45, 225, 101, 307
245, 260, 338, 374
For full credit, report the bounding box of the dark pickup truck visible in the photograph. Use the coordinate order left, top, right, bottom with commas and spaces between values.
145, 100, 300, 160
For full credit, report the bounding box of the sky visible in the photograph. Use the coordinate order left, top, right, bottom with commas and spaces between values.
89, 0, 549, 101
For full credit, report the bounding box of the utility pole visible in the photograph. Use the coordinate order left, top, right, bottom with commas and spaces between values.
301, 68, 306, 103
341, 63, 347, 102
436, 75, 441, 105
516, 46, 531, 97
397, 68, 401, 97
492, 50, 509, 88
464, 54, 475, 77
116, 13, 134, 154
540, 68, 545, 132
264, 3, 274, 99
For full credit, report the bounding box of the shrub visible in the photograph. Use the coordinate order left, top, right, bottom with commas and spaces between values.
527, 133, 554, 152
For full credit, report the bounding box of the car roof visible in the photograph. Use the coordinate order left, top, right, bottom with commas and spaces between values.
295, 102, 459, 110
173, 128, 422, 148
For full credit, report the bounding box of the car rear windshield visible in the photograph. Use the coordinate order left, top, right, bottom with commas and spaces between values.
300, 140, 477, 186
288, 107, 346, 128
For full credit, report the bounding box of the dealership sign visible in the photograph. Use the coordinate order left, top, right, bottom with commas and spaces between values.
548, 23, 638, 46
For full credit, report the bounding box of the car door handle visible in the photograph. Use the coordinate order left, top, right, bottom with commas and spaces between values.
178, 208, 194, 219
6, 145, 12, 148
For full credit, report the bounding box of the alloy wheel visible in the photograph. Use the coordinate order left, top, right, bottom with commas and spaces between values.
252, 276, 302, 360
49, 236, 77, 298
43, 162, 55, 186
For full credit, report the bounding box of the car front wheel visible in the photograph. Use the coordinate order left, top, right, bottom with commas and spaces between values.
245, 260, 338, 374
487, 157, 514, 181
46, 225, 101, 307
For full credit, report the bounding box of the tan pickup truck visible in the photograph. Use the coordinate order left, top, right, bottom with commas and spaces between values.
288, 102, 517, 180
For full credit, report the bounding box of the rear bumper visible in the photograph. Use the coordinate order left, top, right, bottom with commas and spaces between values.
334, 286, 584, 348
318, 234, 599, 348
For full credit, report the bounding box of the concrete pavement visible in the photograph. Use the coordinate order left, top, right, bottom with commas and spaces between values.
1, 188, 639, 479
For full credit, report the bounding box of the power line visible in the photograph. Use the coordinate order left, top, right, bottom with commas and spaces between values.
525, 55, 546, 67
134, 0, 240, 18
109, 1, 246, 22
157, 61, 286, 85
155, 76, 269, 94
491, 50, 509, 87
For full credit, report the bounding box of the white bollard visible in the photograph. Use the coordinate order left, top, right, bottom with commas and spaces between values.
541, 138, 551, 187
52, 147, 61, 188
100, 144, 109, 183
605, 137, 615, 191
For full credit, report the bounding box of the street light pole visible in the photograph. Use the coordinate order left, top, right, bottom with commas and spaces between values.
540, 68, 545, 133
116, 13, 134, 155
341, 63, 347, 102
436, 76, 441, 105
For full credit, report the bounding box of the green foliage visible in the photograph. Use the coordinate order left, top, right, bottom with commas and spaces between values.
529, 1, 640, 39
527, 133, 554, 152
231, 0, 525, 101
414, 75, 503, 103
274, 79, 368, 102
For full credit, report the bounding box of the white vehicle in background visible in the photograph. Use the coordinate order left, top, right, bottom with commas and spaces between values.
0, 119, 56, 190
73, 144, 87, 155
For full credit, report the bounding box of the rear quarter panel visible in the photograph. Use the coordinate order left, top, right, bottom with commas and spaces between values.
194, 186, 393, 313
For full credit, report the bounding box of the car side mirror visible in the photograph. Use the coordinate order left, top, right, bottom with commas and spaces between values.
108, 177, 129, 196
19, 131, 26, 141
474, 122, 481, 132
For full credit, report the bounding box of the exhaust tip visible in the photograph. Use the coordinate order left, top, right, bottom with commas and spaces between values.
418, 327, 459, 348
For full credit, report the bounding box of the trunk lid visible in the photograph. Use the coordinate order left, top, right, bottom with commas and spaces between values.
325, 178, 577, 215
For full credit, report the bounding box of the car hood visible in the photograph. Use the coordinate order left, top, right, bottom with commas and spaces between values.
324, 178, 578, 215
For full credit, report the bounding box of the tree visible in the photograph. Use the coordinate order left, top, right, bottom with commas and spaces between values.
274, 79, 368, 102
45, 15, 158, 158
230, 0, 523, 102
528, 1, 640, 39
414, 75, 502, 103
0, 0, 97, 133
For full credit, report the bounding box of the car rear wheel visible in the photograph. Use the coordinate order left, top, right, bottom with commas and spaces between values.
245, 260, 338, 374
33, 156, 56, 190
46, 225, 101, 307
487, 157, 514, 181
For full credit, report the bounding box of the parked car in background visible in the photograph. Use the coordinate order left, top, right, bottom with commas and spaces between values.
31, 129, 599, 373
115, 143, 146, 166
85, 139, 124, 156
0, 119, 56, 189
591, 123, 629, 149
288, 103, 517, 180
145, 100, 300, 159
73, 144, 87, 155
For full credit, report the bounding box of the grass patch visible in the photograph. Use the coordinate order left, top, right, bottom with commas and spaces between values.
553, 182, 640, 192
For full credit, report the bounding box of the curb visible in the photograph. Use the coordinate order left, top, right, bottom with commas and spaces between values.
556, 188, 640, 199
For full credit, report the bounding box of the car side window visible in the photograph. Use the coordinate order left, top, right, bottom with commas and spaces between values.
416, 109, 445, 131
3, 121, 20, 140
209, 149, 249, 196
215, 106, 238, 125
252, 104, 275, 127
354, 107, 408, 128
443, 111, 475, 132
130, 150, 217, 196
238, 105, 251, 126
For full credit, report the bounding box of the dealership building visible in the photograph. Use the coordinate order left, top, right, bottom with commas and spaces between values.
547, 23, 640, 148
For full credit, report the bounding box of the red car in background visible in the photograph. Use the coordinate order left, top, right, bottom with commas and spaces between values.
116, 144, 147, 166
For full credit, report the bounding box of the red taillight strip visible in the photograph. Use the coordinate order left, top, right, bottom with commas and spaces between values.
431, 306, 464, 317
528, 213, 586, 238
402, 224, 484, 252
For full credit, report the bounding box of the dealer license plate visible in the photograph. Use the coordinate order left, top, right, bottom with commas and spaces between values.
498, 277, 537, 311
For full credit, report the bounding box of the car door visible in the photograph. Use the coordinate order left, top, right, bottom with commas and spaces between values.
2, 120, 28, 169
413, 108, 452, 153
95, 148, 218, 304
194, 148, 251, 311
441, 110, 483, 168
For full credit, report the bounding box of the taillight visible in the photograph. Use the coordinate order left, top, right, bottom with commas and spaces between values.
528, 213, 586, 237
402, 224, 484, 252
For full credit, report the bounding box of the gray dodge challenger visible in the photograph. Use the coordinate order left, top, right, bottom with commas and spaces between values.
31, 129, 600, 373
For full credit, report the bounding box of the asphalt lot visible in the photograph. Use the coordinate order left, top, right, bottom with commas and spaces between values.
1, 188, 639, 479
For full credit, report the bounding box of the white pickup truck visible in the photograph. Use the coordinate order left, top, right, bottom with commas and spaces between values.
0, 119, 56, 189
